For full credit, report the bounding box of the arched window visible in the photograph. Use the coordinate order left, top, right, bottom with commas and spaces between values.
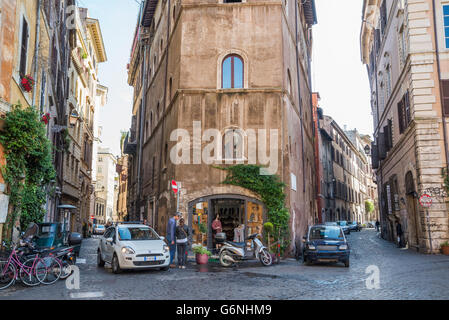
222, 55, 244, 89
156, 102, 160, 121
287, 69, 292, 96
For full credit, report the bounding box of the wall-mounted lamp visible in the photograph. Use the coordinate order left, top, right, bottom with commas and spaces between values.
69, 110, 80, 127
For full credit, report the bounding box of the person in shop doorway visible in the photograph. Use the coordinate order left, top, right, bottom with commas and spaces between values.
176, 218, 189, 269
212, 214, 222, 252
396, 221, 404, 248
167, 212, 181, 268
375, 220, 380, 232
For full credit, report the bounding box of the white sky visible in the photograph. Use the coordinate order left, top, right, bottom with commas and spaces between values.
312, 0, 373, 137
87, 0, 373, 157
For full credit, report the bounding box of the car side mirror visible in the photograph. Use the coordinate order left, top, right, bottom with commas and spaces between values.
106, 237, 113, 243
302, 236, 307, 243
160, 236, 165, 241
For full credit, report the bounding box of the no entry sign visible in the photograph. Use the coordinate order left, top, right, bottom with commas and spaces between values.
419, 194, 432, 208
171, 180, 178, 194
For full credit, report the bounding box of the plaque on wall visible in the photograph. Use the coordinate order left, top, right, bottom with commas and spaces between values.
0, 194, 10, 224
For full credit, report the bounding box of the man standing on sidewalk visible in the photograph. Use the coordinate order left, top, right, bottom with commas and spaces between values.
396, 221, 404, 248
167, 212, 181, 268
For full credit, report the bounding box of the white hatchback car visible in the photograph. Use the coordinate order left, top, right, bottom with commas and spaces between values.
97, 223, 170, 273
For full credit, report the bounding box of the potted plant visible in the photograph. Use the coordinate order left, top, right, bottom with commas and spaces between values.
441, 241, 449, 255
263, 222, 277, 262
192, 244, 211, 265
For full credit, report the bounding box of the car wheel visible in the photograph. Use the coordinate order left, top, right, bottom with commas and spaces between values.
97, 250, 105, 267
112, 254, 122, 274
160, 266, 170, 271
344, 259, 350, 268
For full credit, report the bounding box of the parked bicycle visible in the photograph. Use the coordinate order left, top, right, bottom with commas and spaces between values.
0, 242, 48, 290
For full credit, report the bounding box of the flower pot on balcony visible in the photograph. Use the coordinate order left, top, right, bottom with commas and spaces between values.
195, 253, 209, 265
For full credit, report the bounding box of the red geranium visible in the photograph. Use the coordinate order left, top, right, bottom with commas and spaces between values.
41, 112, 50, 125
20, 75, 35, 93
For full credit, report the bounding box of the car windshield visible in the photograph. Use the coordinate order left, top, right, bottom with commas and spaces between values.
118, 227, 160, 241
325, 222, 337, 226
309, 226, 344, 240
337, 221, 347, 226
97, 225, 105, 229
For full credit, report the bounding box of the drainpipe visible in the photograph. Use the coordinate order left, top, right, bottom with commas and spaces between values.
294, 1, 306, 193
155, 0, 171, 228
431, 0, 449, 169
136, 2, 147, 221
32, 0, 42, 107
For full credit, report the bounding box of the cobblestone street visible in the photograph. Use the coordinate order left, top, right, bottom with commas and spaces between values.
1, 229, 449, 300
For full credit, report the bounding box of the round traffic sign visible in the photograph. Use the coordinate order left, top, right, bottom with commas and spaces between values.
419, 194, 432, 208
171, 180, 178, 193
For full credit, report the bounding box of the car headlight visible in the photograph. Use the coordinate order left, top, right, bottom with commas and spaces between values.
163, 245, 169, 253
121, 246, 135, 254
308, 245, 316, 250
339, 245, 348, 250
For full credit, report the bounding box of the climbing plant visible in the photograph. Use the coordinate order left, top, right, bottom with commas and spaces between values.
0, 105, 56, 236
216, 164, 290, 254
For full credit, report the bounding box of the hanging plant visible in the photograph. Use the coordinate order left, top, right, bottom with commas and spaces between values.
81, 52, 88, 59
215, 164, 290, 255
0, 105, 56, 236
61, 128, 71, 153
20, 75, 35, 93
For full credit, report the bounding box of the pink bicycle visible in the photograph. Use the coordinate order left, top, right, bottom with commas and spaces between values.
0, 244, 47, 289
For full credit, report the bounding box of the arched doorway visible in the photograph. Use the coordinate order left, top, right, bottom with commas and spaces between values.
405, 171, 420, 249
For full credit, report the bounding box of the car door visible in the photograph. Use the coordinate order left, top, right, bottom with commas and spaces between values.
104, 227, 116, 262
100, 228, 112, 261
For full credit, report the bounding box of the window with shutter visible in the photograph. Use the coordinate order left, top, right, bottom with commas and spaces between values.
387, 119, 393, 150
442, 80, 449, 116
404, 90, 411, 125
383, 125, 391, 152
19, 17, 29, 76
378, 132, 386, 160
398, 98, 405, 134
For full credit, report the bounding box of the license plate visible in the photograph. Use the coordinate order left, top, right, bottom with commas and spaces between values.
144, 257, 158, 261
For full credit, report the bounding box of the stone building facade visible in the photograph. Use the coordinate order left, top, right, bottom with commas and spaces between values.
0, 0, 75, 240
318, 115, 372, 224
62, 6, 107, 233
361, 0, 449, 252
96, 147, 117, 224
125, 0, 318, 255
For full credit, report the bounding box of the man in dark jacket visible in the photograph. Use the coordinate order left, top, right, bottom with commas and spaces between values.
167, 212, 181, 267
375, 220, 380, 232
396, 221, 403, 248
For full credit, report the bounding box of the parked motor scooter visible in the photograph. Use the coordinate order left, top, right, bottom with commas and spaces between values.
218, 233, 272, 267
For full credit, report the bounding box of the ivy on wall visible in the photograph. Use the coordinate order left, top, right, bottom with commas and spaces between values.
216, 164, 290, 254
0, 105, 56, 236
